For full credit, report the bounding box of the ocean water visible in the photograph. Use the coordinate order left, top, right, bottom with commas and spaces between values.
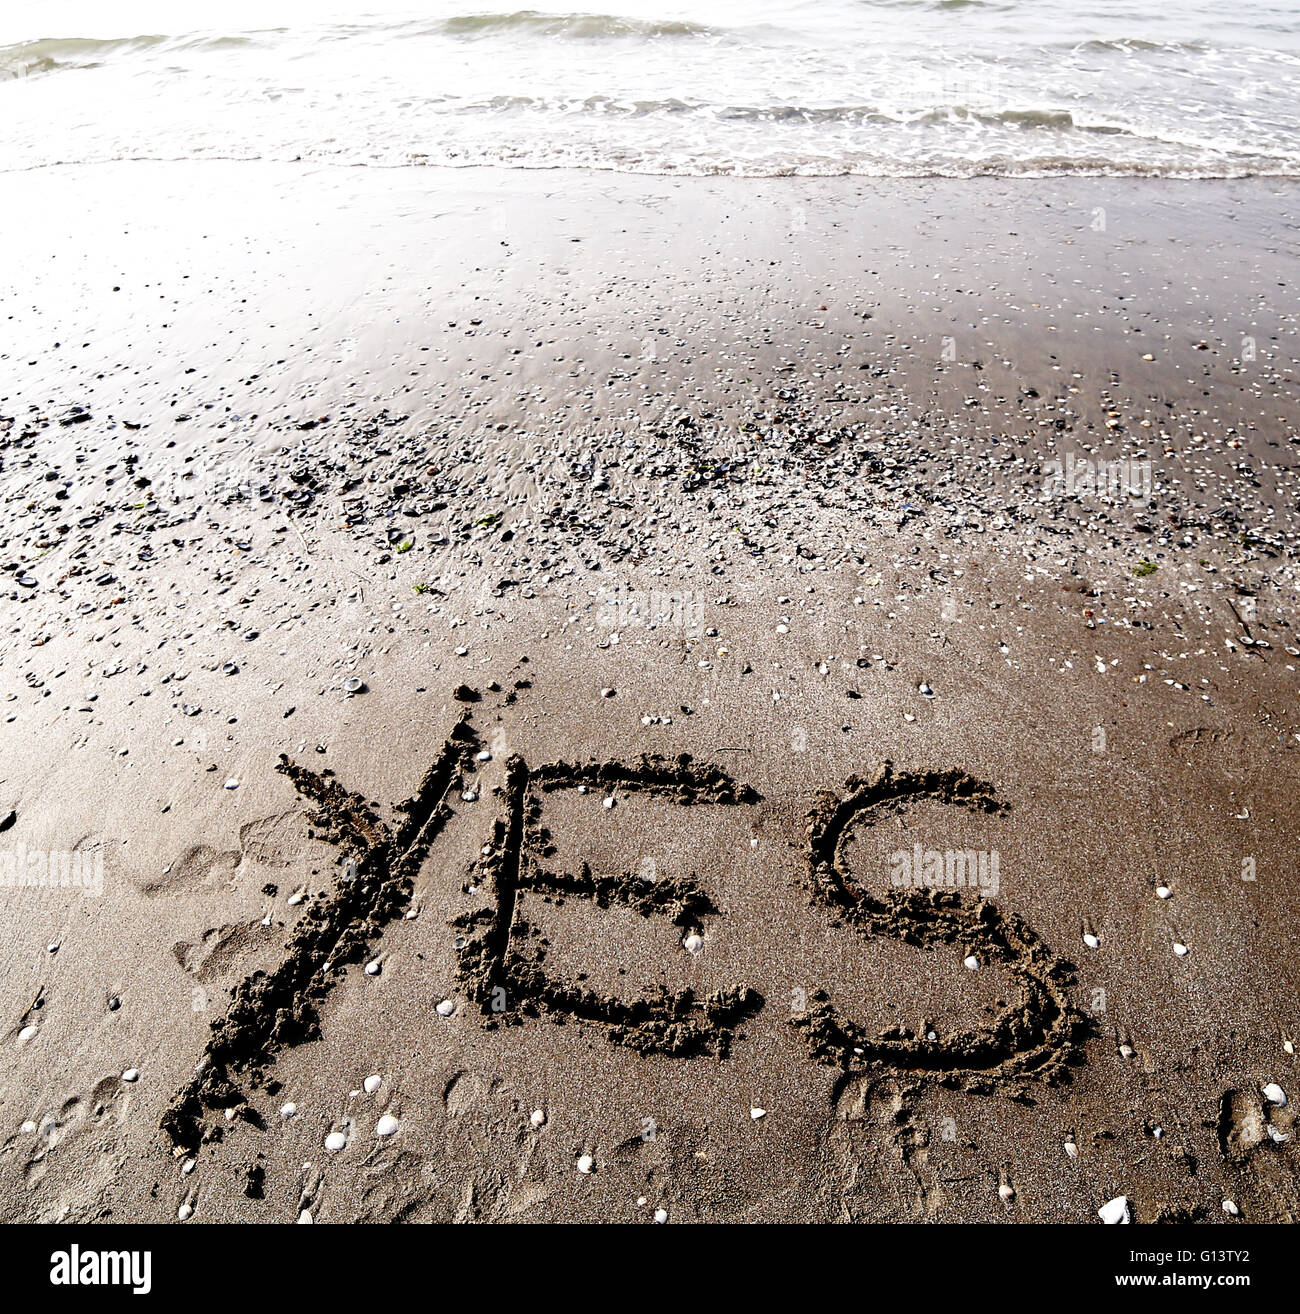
1, 0, 1298, 177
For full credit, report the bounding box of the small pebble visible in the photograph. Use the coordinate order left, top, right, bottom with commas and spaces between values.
530, 1109, 546, 1128
364, 959, 381, 976
1222, 1199, 1239, 1217
963, 954, 980, 970
223, 778, 239, 790
1082, 933, 1100, 949
576, 1154, 595, 1174
1172, 942, 1189, 957
436, 999, 455, 1017
683, 932, 703, 955
279, 1102, 297, 1119
750, 1107, 766, 1121
653, 1207, 668, 1224
1156, 885, 1172, 899
122, 1068, 139, 1083
177, 1203, 193, 1221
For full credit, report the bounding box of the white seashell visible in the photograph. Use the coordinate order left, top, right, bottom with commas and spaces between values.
178, 1203, 193, 1221
750, 1107, 766, 1121
998, 1181, 1015, 1201
653, 1207, 668, 1224
363, 1075, 381, 1094
223, 778, 239, 790
297, 1210, 313, 1224
602, 796, 615, 809
1119, 1043, 1135, 1059
1098, 1195, 1131, 1224
1082, 933, 1100, 949
18, 1025, 37, 1041
364, 959, 381, 975
279, 1102, 297, 1119
324, 1131, 347, 1152
1284, 1040, 1294, 1055
1222, 1200, 1239, 1216
1262, 1082, 1287, 1107
530, 1109, 546, 1128
963, 954, 980, 970
343, 678, 364, 693
1064, 1141, 1078, 1158
460, 790, 478, 802
683, 933, 704, 955
375, 1115, 399, 1137
1155, 885, 1172, 899
122, 1068, 139, 1083
20, 1121, 36, 1134
182, 1159, 195, 1175
576, 1154, 595, 1175
436, 999, 455, 1017
1172, 942, 1189, 956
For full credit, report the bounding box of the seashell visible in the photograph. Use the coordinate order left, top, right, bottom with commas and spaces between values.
279, 1102, 297, 1119
963, 954, 980, 970
653, 1208, 668, 1224
1262, 1082, 1287, 1107
1172, 942, 1189, 956
683, 933, 703, 955
750, 1107, 766, 1121
576, 1154, 595, 1175
436, 999, 455, 1017
324, 1131, 347, 1152
375, 1115, 399, 1137
363, 1075, 381, 1094
1098, 1195, 1130, 1224
122, 1068, 139, 1083
1222, 1200, 1239, 1217
530, 1109, 546, 1128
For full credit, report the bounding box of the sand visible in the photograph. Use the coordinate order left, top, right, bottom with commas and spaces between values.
1, 164, 1298, 1223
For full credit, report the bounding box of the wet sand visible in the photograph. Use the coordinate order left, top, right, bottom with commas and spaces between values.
1, 164, 1298, 1223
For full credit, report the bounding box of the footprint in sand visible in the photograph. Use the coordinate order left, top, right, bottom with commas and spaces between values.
141, 808, 304, 896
